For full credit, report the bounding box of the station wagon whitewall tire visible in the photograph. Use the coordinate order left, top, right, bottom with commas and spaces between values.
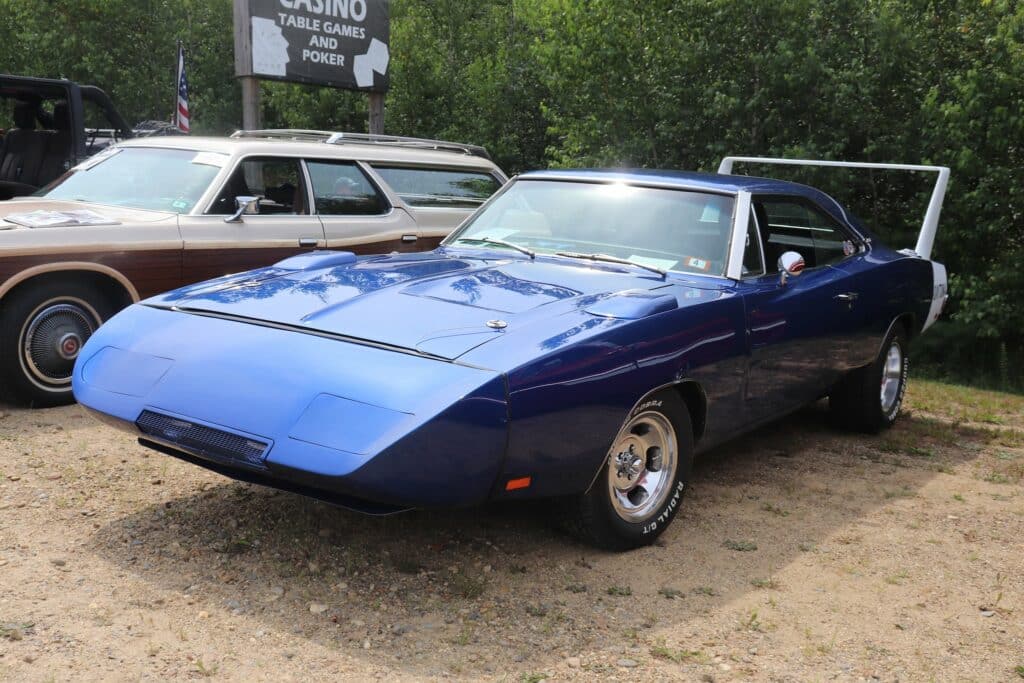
0, 280, 113, 407
566, 390, 694, 550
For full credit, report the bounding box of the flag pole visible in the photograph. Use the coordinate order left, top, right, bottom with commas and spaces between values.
173, 40, 181, 128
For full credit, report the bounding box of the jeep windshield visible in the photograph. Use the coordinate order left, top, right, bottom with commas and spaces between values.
39, 147, 225, 214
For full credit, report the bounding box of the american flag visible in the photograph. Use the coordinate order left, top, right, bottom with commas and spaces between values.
175, 44, 190, 133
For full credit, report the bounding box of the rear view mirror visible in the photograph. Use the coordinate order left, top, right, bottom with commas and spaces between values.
225, 195, 260, 223
778, 251, 805, 285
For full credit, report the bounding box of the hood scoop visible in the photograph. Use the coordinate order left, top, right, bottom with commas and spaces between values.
584, 289, 678, 319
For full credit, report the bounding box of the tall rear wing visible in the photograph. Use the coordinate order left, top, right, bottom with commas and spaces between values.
717, 156, 950, 260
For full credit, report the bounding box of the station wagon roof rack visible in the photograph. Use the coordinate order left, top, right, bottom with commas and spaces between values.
229, 128, 492, 160
718, 156, 949, 260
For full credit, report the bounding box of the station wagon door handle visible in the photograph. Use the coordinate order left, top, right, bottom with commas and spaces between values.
298, 238, 319, 248
401, 234, 418, 243
834, 292, 859, 302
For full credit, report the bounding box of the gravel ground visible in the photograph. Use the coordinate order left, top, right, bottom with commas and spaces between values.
0, 380, 1022, 682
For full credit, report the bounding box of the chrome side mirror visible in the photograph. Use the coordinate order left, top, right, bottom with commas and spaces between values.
778, 251, 805, 286
225, 195, 260, 223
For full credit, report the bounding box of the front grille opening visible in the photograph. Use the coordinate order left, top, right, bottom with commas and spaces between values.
136, 410, 268, 469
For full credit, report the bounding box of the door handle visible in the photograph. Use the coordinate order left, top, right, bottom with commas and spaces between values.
298, 238, 319, 248
401, 234, 418, 243
834, 292, 859, 303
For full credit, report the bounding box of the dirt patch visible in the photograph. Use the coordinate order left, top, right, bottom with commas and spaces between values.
0, 381, 1022, 681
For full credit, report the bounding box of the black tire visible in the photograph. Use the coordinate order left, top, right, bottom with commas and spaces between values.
829, 324, 909, 433
564, 390, 694, 551
0, 278, 115, 408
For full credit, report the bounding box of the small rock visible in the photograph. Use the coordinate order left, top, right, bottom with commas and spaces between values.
309, 602, 328, 614
7, 475, 20, 482
566, 656, 581, 668
267, 586, 285, 601
198, 610, 209, 619
362, 639, 371, 649
44, 473, 62, 480
617, 658, 638, 668
979, 610, 995, 617
0, 559, 7, 567
748, 647, 758, 655
150, 478, 162, 485
50, 558, 66, 567
23, 654, 36, 663
719, 663, 732, 671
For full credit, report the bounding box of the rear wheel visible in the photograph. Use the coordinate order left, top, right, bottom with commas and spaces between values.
0, 279, 114, 407
830, 325, 909, 433
565, 391, 693, 550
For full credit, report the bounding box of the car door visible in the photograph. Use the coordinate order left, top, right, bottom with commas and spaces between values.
178, 156, 325, 285
740, 197, 865, 423
305, 159, 420, 254
366, 164, 504, 249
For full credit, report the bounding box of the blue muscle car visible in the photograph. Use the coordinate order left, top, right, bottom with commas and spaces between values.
73, 158, 950, 549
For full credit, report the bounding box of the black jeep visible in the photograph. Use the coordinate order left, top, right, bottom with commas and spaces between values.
0, 75, 139, 200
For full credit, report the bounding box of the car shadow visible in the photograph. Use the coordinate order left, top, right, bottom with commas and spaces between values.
86, 401, 988, 677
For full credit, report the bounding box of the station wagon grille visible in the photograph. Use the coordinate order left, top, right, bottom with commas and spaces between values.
136, 410, 268, 469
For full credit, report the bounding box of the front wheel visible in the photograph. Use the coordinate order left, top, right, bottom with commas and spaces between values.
0, 280, 114, 407
830, 325, 909, 433
565, 391, 694, 550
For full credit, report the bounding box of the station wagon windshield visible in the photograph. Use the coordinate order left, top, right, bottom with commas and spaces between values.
447, 180, 735, 276
39, 147, 224, 214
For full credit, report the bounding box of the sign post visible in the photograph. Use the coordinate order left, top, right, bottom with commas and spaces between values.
233, 0, 390, 132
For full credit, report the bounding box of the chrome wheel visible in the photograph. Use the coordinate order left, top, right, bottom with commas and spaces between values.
606, 411, 678, 522
19, 298, 100, 391
880, 340, 903, 413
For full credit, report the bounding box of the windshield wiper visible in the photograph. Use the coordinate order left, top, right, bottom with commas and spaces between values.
555, 251, 667, 278
453, 236, 535, 259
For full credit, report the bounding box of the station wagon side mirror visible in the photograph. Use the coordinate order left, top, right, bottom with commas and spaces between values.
778, 251, 805, 286
225, 195, 261, 223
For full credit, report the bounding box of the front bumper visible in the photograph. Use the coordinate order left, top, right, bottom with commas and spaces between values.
73, 304, 508, 509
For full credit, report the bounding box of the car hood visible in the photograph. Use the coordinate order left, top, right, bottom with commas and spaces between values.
148, 249, 719, 361
0, 198, 175, 229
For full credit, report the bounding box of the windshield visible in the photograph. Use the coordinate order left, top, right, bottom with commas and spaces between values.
445, 179, 736, 276
40, 147, 225, 214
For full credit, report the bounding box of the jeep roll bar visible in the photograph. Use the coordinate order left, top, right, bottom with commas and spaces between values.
717, 156, 949, 260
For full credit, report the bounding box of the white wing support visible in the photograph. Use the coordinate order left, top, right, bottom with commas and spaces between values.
717, 156, 950, 260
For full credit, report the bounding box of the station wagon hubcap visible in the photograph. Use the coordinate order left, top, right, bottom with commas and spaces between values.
880, 341, 903, 413
607, 411, 678, 522
21, 300, 100, 390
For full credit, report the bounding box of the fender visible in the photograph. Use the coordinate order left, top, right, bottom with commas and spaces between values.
581, 379, 707, 495
0, 261, 140, 302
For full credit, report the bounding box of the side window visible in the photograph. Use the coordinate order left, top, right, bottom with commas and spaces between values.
371, 165, 501, 208
306, 160, 387, 216
208, 157, 306, 216
742, 208, 765, 277
757, 198, 855, 269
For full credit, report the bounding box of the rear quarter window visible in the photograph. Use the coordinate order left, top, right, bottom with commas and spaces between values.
371, 166, 501, 208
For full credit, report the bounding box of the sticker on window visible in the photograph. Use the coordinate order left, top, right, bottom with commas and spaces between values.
191, 152, 229, 167
682, 256, 713, 272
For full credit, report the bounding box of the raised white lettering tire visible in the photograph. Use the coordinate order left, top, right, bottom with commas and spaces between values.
565, 390, 693, 550
829, 324, 909, 433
